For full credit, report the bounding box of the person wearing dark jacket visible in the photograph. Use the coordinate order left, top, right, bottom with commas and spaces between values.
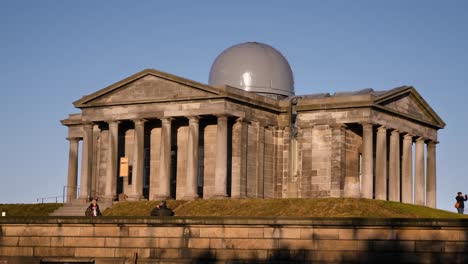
455, 192, 467, 214
151, 201, 174, 216
85, 199, 102, 217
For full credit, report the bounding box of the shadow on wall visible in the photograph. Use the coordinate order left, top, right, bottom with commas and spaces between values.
185, 243, 467, 264
183, 228, 468, 264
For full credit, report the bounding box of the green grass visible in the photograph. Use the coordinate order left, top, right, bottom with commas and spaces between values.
0, 199, 464, 218
102, 198, 465, 218
0, 203, 62, 216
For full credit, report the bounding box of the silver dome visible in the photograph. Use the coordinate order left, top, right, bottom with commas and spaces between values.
209, 42, 294, 98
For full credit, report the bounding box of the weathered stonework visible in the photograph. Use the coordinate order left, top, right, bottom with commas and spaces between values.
1, 217, 467, 263
61, 69, 445, 208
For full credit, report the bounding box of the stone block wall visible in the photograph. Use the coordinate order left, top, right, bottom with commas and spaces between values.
344, 127, 362, 198
310, 125, 332, 197
1, 217, 468, 264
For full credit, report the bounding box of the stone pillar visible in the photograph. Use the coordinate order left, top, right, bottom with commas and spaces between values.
214, 115, 228, 198
79, 123, 93, 201
231, 118, 248, 198
401, 134, 413, 204
104, 121, 119, 201
66, 137, 80, 203
426, 141, 437, 208
389, 130, 401, 202
375, 126, 387, 200
129, 119, 145, 200
184, 116, 200, 200
91, 124, 101, 198
158, 117, 172, 199
361, 123, 373, 199
414, 137, 425, 205
256, 124, 265, 198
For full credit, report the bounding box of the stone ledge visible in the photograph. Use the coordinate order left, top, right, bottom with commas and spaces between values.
1, 216, 468, 228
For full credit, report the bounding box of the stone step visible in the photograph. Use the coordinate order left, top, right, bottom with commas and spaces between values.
49, 202, 112, 216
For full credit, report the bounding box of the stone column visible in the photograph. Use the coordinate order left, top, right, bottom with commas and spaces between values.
91, 124, 101, 198
214, 115, 228, 198
129, 119, 145, 200
104, 121, 119, 201
256, 123, 265, 198
66, 137, 80, 203
389, 130, 401, 202
426, 141, 437, 208
184, 116, 200, 200
375, 126, 387, 200
231, 118, 248, 198
79, 123, 93, 201
361, 123, 373, 199
414, 137, 425, 205
158, 117, 172, 199
401, 134, 413, 204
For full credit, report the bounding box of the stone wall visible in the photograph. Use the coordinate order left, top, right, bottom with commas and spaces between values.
0, 217, 468, 264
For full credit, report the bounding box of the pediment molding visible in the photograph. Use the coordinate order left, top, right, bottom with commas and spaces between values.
73, 69, 223, 108
374, 86, 445, 129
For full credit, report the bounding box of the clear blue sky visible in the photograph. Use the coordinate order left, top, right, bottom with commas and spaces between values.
1, 1, 466, 212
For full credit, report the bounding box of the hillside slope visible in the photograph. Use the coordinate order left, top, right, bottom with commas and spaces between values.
103, 198, 464, 218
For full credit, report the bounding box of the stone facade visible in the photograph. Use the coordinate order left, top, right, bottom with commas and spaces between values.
1, 217, 468, 263
61, 69, 445, 207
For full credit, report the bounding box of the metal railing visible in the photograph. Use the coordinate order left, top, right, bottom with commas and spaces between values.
63, 185, 80, 203
36, 195, 64, 204
36, 186, 106, 204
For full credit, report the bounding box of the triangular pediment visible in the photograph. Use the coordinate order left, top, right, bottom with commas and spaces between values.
74, 69, 221, 107
375, 86, 445, 128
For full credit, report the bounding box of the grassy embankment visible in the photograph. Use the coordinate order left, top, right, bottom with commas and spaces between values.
0, 203, 62, 216
104, 198, 464, 218
0, 198, 464, 218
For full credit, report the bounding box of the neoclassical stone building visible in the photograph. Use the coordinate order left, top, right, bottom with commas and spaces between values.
61, 42, 445, 207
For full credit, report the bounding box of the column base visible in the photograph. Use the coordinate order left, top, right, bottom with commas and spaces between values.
126, 195, 144, 201
230, 195, 247, 199
182, 194, 199, 201
101, 197, 117, 203
153, 195, 172, 201
78, 196, 92, 203
211, 194, 228, 199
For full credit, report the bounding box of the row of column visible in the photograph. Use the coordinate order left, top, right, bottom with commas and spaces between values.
66, 115, 230, 202
361, 124, 437, 207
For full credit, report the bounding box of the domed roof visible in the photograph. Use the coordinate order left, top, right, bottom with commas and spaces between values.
209, 42, 294, 98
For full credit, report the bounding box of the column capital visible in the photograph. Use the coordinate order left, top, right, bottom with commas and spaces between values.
82, 122, 94, 129
107, 120, 121, 125
160, 117, 173, 124
377, 125, 386, 131
390, 129, 399, 135
187, 115, 200, 123
133, 119, 147, 125
360, 122, 373, 128
215, 114, 230, 120
66, 137, 80, 142
416, 136, 425, 142
331, 123, 347, 130
427, 140, 439, 145
403, 133, 413, 140
235, 117, 248, 124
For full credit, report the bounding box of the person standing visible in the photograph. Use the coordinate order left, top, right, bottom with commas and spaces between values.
85, 199, 102, 217
455, 192, 467, 214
